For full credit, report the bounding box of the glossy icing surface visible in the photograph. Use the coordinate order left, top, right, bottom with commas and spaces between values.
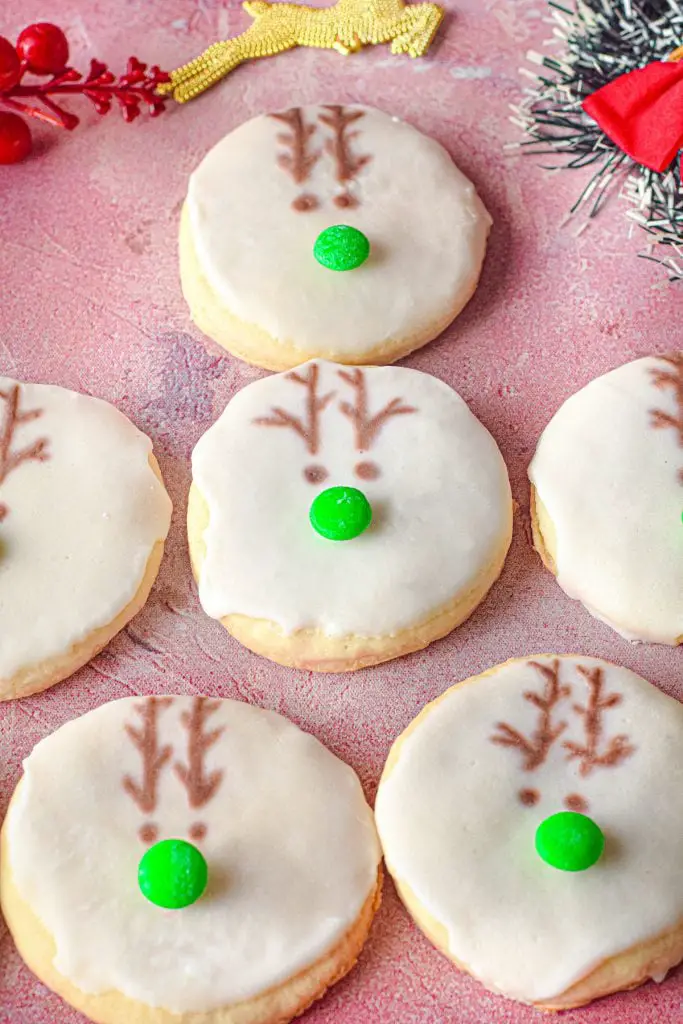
529, 357, 683, 643
187, 105, 491, 355
0, 379, 171, 680
376, 656, 683, 1002
6, 696, 381, 1012
192, 360, 512, 636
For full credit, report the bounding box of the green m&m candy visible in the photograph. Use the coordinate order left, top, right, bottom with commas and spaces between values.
310, 485, 372, 541
138, 838, 208, 909
535, 811, 605, 872
313, 225, 370, 271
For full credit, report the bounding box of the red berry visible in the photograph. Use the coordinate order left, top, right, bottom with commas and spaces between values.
0, 36, 21, 91
16, 23, 69, 75
0, 112, 32, 164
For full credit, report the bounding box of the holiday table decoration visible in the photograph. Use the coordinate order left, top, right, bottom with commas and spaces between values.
514, 0, 683, 280
159, 0, 444, 103
0, 21, 169, 163
5, 0, 683, 1017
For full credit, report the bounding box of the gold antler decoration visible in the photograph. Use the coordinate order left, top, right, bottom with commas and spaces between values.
159, 0, 444, 103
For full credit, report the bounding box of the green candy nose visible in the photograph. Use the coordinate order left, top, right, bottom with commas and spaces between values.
535, 811, 605, 872
138, 838, 208, 909
313, 225, 370, 271
310, 485, 372, 541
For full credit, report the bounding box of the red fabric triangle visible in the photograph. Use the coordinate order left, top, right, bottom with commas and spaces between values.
582, 61, 683, 173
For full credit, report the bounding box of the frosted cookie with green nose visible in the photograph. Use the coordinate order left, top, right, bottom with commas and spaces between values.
375, 655, 683, 1010
0, 695, 382, 1024
0, 378, 171, 701
529, 355, 683, 644
179, 104, 491, 370
188, 360, 512, 671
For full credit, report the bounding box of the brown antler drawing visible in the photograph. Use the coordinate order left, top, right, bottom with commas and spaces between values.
491, 660, 571, 771
0, 384, 50, 522
649, 354, 683, 481
563, 666, 635, 777
318, 105, 371, 207
254, 364, 335, 455
174, 697, 225, 808
123, 697, 174, 816
270, 108, 321, 210
338, 369, 416, 450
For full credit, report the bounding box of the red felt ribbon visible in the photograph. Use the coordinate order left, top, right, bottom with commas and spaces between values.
582, 59, 683, 173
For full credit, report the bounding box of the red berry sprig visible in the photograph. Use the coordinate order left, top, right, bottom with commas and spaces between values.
0, 22, 170, 164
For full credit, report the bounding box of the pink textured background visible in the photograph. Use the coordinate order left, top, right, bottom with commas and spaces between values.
1, 1, 682, 1021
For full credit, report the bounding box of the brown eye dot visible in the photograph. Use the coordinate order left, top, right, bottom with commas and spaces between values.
334, 193, 359, 209
189, 823, 207, 842
292, 194, 319, 212
354, 460, 380, 481
139, 823, 158, 844
519, 788, 540, 807
564, 794, 588, 813
304, 465, 328, 484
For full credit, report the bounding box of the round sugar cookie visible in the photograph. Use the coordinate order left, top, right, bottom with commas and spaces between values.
0, 695, 382, 1024
529, 355, 683, 644
375, 655, 683, 1009
188, 359, 512, 671
0, 379, 172, 700
180, 104, 491, 370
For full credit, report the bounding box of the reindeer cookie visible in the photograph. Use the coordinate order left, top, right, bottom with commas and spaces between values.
0, 379, 171, 700
529, 355, 683, 644
375, 655, 683, 1009
180, 104, 491, 370
0, 695, 382, 1024
188, 359, 512, 670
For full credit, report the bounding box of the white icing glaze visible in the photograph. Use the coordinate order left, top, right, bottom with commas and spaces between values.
191, 360, 512, 636
187, 105, 491, 356
6, 696, 381, 1012
375, 656, 683, 1003
0, 379, 171, 680
529, 356, 683, 644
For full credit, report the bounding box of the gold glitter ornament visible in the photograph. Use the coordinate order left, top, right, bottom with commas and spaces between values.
159, 0, 444, 103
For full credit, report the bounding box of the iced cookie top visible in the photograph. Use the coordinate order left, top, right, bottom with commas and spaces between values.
186, 104, 491, 357
529, 355, 683, 643
191, 360, 512, 637
0, 379, 171, 681
5, 696, 381, 1013
375, 656, 683, 1003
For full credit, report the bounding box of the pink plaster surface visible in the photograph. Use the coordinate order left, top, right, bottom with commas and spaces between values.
1, 1, 682, 1021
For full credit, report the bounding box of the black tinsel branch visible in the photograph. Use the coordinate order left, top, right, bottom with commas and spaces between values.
512, 0, 683, 280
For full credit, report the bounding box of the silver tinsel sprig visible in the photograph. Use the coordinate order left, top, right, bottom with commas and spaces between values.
512, 0, 683, 280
